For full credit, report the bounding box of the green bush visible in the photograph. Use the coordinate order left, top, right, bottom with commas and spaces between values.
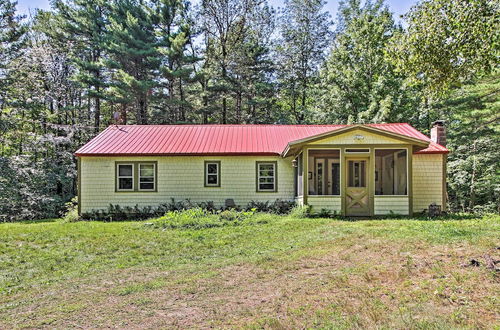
151, 208, 257, 230
152, 208, 219, 229
82, 198, 294, 221
246, 199, 295, 214
219, 208, 255, 221
82, 199, 213, 221
289, 205, 311, 218
61, 197, 80, 223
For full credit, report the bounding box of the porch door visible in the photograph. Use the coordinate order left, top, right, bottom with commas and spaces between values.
346, 158, 370, 216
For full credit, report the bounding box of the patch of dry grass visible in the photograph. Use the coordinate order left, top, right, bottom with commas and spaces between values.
0, 214, 498, 328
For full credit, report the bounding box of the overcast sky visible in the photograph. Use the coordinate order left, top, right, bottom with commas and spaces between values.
17, 0, 417, 21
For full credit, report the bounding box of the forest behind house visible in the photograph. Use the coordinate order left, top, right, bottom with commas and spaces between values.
0, 0, 498, 221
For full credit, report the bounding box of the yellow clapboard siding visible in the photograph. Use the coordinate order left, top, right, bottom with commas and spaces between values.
374, 196, 409, 215
412, 154, 444, 213
308, 196, 342, 213
310, 129, 403, 145
80, 156, 295, 213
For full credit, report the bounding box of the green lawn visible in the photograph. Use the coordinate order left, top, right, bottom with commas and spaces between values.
1, 214, 499, 328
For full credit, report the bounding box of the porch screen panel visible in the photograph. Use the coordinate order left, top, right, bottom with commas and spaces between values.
308, 149, 340, 196
297, 153, 303, 196
375, 149, 407, 195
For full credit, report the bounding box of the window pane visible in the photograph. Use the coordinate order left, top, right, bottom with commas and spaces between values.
258, 163, 275, 191
348, 161, 354, 187
140, 177, 154, 183
317, 162, 323, 195
259, 183, 274, 190
348, 161, 366, 187
207, 163, 218, 174
140, 164, 154, 177
207, 174, 218, 184
354, 162, 360, 186
259, 164, 274, 171
119, 165, 133, 176
360, 161, 366, 187
331, 163, 340, 195
119, 178, 133, 189
259, 171, 274, 177
140, 182, 154, 190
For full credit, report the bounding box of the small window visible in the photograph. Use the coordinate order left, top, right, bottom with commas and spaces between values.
345, 149, 370, 153
205, 161, 220, 187
117, 164, 134, 191
139, 163, 155, 191
257, 162, 277, 192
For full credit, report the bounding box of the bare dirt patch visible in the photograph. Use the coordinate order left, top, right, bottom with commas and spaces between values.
15, 239, 496, 329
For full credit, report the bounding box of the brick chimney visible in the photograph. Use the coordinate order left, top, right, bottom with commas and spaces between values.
430, 120, 446, 146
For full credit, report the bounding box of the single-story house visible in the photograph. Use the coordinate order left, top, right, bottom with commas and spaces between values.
75, 121, 449, 216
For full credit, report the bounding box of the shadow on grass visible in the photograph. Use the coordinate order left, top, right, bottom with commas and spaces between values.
313, 213, 489, 222
0, 218, 60, 225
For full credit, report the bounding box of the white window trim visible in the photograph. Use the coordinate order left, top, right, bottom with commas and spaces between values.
117, 163, 134, 191
138, 163, 156, 191
257, 162, 276, 192
205, 162, 220, 187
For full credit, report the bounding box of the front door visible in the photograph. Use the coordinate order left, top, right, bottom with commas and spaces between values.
346, 158, 370, 216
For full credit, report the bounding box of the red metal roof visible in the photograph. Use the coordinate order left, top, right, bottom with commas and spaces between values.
75, 123, 449, 156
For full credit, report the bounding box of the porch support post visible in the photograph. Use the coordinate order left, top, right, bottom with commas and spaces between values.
77, 157, 82, 216
369, 147, 375, 216
303, 147, 308, 205
408, 145, 413, 216
442, 154, 447, 211
340, 147, 345, 216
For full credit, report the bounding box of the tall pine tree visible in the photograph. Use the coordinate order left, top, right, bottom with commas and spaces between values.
276, 0, 331, 123
105, 0, 160, 124
52, 0, 108, 133
153, 0, 199, 123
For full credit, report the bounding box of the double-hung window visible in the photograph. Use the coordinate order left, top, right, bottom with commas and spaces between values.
205, 161, 220, 187
139, 163, 156, 191
257, 162, 277, 192
117, 164, 134, 191
116, 162, 156, 192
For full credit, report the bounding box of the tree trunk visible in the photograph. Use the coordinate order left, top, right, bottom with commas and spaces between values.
179, 77, 185, 122
236, 89, 242, 124
222, 97, 227, 124
94, 87, 100, 134
469, 140, 477, 210
221, 44, 228, 124
138, 96, 148, 124
121, 104, 128, 124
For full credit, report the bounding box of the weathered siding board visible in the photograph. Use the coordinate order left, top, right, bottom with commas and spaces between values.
80, 156, 294, 213
308, 196, 342, 214
412, 154, 444, 213
310, 129, 402, 145
374, 196, 409, 215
